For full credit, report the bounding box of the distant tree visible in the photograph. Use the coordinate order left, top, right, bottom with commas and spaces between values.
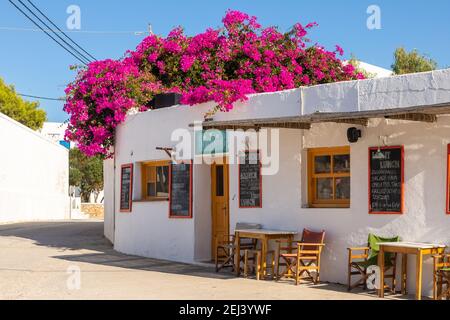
69, 147, 103, 202
0, 77, 46, 130
392, 47, 437, 75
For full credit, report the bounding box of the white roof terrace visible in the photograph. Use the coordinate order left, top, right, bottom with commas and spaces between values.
195, 68, 450, 130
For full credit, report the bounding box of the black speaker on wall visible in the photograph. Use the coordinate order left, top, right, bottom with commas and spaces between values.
347, 127, 362, 143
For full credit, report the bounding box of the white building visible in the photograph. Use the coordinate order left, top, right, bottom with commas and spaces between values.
41, 121, 104, 204
357, 61, 393, 78
344, 60, 394, 78
104, 68, 450, 297
0, 112, 70, 222
40, 121, 71, 149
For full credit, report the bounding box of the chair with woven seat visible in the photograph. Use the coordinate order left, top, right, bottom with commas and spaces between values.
433, 252, 450, 300
215, 223, 261, 272
276, 229, 326, 285
347, 234, 400, 292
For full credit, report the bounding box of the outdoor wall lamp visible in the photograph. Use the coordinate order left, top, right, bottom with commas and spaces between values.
372, 135, 388, 159
156, 147, 174, 158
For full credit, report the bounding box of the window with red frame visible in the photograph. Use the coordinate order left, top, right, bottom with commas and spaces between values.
447, 145, 450, 214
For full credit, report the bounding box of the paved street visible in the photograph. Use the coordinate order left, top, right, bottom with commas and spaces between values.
0, 220, 383, 300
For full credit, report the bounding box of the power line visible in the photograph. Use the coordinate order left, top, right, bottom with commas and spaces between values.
25, 0, 96, 61
14, 0, 92, 64
18, 0, 93, 63
18, 93, 66, 101
0, 26, 148, 35
8, 0, 88, 65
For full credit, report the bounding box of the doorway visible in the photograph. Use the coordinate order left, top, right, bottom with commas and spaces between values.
211, 159, 230, 259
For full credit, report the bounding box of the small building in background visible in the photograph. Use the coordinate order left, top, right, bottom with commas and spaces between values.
0, 112, 70, 222
344, 60, 394, 78
40, 122, 71, 149
41, 121, 104, 205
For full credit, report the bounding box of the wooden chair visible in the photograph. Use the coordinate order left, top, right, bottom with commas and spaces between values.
276, 229, 325, 285
215, 223, 261, 272
433, 253, 450, 300
243, 249, 275, 280
347, 234, 400, 292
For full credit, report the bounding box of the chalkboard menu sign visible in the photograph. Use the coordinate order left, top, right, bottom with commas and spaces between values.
239, 151, 262, 208
369, 146, 404, 214
169, 162, 193, 218
120, 164, 133, 212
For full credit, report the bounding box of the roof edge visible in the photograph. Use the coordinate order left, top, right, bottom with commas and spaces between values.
0, 112, 69, 152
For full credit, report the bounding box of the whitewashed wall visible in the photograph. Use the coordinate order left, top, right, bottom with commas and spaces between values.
0, 113, 69, 222
103, 158, 115, 243
111, 89, 302, 262
229, 118, 450, 297
302, 68, 450, 114
113, 103, 206, 262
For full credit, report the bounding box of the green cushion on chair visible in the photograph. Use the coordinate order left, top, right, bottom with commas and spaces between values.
440, 267, 450, 272
367, 234, 400, 258
362, 234, 401, 267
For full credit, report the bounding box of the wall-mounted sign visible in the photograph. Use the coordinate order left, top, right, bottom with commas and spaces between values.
120, 164, 133, 212
195, 130, 228, 156
239, 151, 262, 208
369, 146, 404, 214
169, 161, 193, 218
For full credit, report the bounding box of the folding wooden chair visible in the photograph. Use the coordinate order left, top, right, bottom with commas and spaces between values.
276, 229, 325, 285
215, 223, 261, 272
433, 252, 450, 300
347, 234, 399, 292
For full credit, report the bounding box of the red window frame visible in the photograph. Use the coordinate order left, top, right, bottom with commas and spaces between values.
120, 163, 133, 213
446, 145, 450, 214
368, 146, 404, 215
168, 161, 193, 219
238, 150, 262, 209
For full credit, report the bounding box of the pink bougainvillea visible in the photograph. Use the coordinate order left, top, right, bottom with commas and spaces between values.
64, 10, 364, 158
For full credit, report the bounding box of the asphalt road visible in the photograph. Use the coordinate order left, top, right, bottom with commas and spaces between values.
0, 220, 381, 300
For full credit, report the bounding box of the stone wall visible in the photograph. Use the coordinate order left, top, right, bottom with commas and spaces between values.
81, 203, 104, 219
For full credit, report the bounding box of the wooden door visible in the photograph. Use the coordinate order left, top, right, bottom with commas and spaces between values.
211, 160, 230, 259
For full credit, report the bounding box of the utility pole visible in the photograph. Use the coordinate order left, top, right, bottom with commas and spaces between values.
134, 24, 152, 36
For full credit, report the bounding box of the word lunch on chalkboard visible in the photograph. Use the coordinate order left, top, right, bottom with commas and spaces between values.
369, 146, 404, 214
239, 151, 262, 208
120, 164, 133, 212
169, 161, 193, 218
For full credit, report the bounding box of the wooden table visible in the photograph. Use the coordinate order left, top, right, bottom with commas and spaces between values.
235, 229, 297, 279
378, 242, 446, 300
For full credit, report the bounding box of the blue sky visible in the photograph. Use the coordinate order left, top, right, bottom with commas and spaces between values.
1, 0, 449, 122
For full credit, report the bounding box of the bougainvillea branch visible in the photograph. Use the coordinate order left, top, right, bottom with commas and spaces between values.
64, 10, 364, 158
